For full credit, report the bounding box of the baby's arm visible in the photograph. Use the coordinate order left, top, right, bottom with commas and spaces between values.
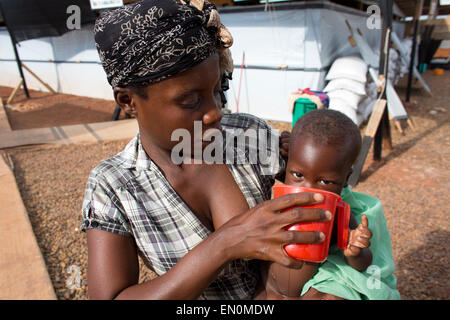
343, 214, 373, 272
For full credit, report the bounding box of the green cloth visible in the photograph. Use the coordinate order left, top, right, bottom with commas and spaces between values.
300, 186, 401, 300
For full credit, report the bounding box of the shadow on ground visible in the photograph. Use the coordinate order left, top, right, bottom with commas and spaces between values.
5, 104, 117, 130
395, 229, 450, 300
359, 120, 448, 183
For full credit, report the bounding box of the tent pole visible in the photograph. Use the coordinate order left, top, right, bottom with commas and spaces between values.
373, 0, 393, 161
0, 3, 30, 99
347, 0, 393, 185
406, 0, 424, 103
419, 0, 439, 76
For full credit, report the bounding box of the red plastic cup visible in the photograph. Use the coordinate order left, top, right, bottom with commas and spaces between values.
272, 185, 350, 263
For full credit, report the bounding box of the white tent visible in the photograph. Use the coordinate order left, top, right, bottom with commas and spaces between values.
220, 1, 405, 122
0, 24, 112, 100
0, 1, 405, 123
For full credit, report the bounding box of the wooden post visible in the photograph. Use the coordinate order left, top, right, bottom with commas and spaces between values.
21, 63, 56, 94
419, 0, 439, 76
6, 80, 23, 105
348, 99, 388, 186
406, 0, 424, 102
424, 0, 439, 28
373, 0, 393, 161
348, 0, 394, 186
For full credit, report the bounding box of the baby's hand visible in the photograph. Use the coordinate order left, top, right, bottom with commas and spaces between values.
343, 215, 372, 257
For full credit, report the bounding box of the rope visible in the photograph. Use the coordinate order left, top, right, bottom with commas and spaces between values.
236, 51, 245, 113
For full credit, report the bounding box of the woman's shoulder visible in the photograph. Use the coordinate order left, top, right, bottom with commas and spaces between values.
86, 137, 141, 190
84, 163, 132, 198
221, 112, 273, 131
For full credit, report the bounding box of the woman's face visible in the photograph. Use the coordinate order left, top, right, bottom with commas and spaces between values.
128, 53, 223, 158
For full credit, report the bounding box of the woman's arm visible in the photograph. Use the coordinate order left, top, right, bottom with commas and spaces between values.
86, 192, 331, 300
87, 227, 230, 300
275, 130, 290, 182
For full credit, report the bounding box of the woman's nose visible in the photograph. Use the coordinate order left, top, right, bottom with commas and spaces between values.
202, 104, 223, 126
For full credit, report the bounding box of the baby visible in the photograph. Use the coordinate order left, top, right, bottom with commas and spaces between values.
263, 109, 373, 299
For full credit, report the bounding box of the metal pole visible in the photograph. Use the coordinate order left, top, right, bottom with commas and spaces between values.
406, 22, 419, 102
406, 0, 424, 102
0, 3, 30, 99
373, 0, 393, 161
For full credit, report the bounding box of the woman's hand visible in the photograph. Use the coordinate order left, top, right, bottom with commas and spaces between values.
218, 191, 332, 269
86, 192, 331, 300
279, 130, 290, 160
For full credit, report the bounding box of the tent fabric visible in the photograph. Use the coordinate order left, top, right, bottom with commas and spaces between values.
0, 24, 112, 100
0, 0, 96, 43
220, 3, 405, 122
0, 2, 405, 123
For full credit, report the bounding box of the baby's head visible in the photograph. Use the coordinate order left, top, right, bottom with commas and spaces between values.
285, 109, 362, 195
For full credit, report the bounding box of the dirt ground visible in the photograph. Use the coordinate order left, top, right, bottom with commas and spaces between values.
0, 86, 127, 130
1, 69, 449, 300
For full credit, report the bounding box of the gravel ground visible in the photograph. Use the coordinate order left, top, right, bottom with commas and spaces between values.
2, 69, 449, 300
3, 141, 157, 300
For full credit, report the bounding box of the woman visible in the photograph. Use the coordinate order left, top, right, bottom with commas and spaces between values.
82, 0, 332, 299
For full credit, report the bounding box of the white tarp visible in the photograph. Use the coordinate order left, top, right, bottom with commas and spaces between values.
0, 2, 405, 122
221, 3, 405, 122
0, 24, 113, 100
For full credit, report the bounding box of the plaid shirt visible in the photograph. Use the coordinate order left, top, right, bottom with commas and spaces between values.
81, 113, 284, 299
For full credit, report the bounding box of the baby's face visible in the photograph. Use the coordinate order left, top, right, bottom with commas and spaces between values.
285, 136, 354, 195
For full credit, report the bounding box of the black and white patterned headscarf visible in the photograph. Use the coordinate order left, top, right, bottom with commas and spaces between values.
94, 0, 233, 88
